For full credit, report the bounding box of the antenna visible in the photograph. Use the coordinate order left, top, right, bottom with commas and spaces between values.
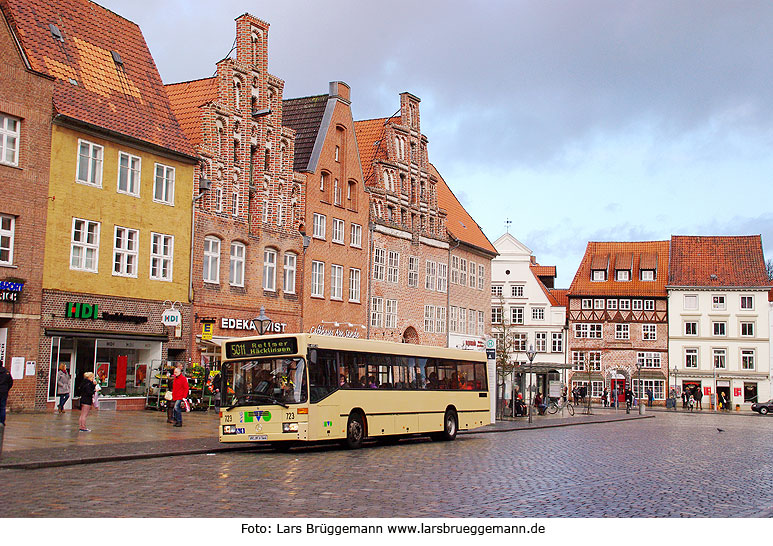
505, 218, 512, 233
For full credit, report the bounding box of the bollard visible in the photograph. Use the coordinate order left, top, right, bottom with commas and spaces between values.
639, 403, 645, 415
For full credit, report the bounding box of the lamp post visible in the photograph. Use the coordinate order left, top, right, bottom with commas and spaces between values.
526, 344, 537, 424
636, 360, 643, 413
252, 306, 273, 335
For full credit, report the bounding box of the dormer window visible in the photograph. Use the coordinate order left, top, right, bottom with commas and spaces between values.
615, 269, 630, 281
592, 269, 606, 282
641, 269, 655, 281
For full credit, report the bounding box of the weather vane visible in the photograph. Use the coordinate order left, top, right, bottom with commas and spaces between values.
505, 218, 512, 233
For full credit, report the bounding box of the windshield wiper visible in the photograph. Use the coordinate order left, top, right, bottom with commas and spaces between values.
227, 392, 289, 411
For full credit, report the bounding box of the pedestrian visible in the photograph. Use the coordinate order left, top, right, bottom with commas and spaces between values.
682, 389, 688, 409
164, 369, 175, 423
602, 387, 608, 407
171, 366, 189, 427
572, 386, 579, 405
646, 387, 653, 408
78, 371, 97, 432
56, 364, 71, 413
611, 388, 618, 408
211, 372, 222, 411
695, 387, 703, 410
0, 363, 13, 426
720, 392, 728, 411
624, 387, 634, 413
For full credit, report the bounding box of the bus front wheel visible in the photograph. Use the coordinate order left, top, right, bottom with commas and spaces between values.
343, 412, 365, 449
432, 409, 458, 441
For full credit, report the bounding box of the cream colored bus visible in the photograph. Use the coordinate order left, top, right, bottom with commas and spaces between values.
219, 333, 490, 449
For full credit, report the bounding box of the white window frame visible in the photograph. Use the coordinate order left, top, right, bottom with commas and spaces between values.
283, 252, 297, 294
349, 268, 360, 302
311, 261, 325, 298
149, 232, 173, 281
632, 299, 643, 311
371, 296, 383, 327
632, 379, 665, 400
511, 306, 524, 325
712, 295, 726, 311
741, 349, 755, 371
535, 332, 547, 352
491, 285, 503, 297
683, 294, 698, 310
458, 308, 467, 334
450, 306, 458, 332
615, 323, 629, 340
644, 299, 655, 311
459, 258, 467, 286
619, 299, 631, 311
477, 310, 484, 336
532, 307, 545, 320
408, 256, 419, 287
478, 264, 485, 290
0, 214, 15, 266
641, 269, 655, 281
712, 321, 726, 337
76, 139, 104, 187
202, 236, 220, 284
387, 251, 400, 284
491, 307, 502, 325
636, 351, 661, 369
591, 269, 605, 281
424, 305, 435, 333
425, 260, 437, 291
373, 247, 385, 281
468, 307, 476, 335
313, 213, 326, 240
615, 269, 630, 281
740, 295, 754, 310
607, 299, 618, 310
451, 256, 459, 284
385, 299, 397, 328
0, 114, 20, 166
263, 248, 277, 291
332, 218, 345, 244
437, 263, 448, 293
713, 348, 726, 369
551, 332, 563, 353
70, 218, 100, 273
229, 242, 245, 287
581, 299, 592, 310
684, 348, 698, 368
587, 351, 601, 371
642, 324, 657, 341
594, 299, 604, 310
330, 264, 344, 300
684, 321, 698, 336
117, 151, 141, 197
469, 261, 476, 288
740, 321, 755, 337
571, 351, 585, 371
153, 163, 175, 205
350, 223, 362, 248
112, 226, 139, 278
511, 285, 524, 297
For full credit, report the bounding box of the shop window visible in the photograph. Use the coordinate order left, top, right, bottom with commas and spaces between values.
744, 383, 758, 403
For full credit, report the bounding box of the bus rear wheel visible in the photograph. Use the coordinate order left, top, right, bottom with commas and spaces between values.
343, 412, 365, 449
432, 409, 458, 441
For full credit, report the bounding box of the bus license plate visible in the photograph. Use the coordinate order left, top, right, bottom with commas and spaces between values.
249, 435, 268, 441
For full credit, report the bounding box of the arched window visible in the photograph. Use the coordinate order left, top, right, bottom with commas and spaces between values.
283, 252, 297, 294
203, 236, 221, 284
320, 171, 328, 192
347, 180, 357, 210
216, 120, 225, 158
234, 78, 241, 108
263, 247, 277, 291
264, 147, 270, 173
334, 178, 341, 205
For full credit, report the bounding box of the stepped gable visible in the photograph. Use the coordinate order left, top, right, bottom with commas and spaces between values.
668, 235, 769, 287
2, 0, 195, 157
282, 94, 328, 171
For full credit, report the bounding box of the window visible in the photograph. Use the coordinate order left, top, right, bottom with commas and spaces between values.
615, 324, 629, 340
684, 322, 698, 336
636, 352, 661, 368
424, 305, 435, 333
478, 264, 485, 290
581, 299, 592, 310
607, 299, 618, 310
76, 140, 104, 186
512, 333, 527, 351
740, 295, 754, 310
619, 299, 631, 311
350, 223, 362, 248
312, 213, 326, 239
451, 256, 459, 284
642, 324, 657, 340
589, 324, 602, 338
233, 185, 241, 218
408, 256, 419, 287
425, 260, 436, 290
262, 200, 269, 223
740, 322, 755, 337
713, 348, 726, 369
551, 332, 563, 353
263, 248, 277, 291
283, 252, 297, 294
591, 269, 605, 281
641, 269, 655, 281
149, 233, 173, 281
437, 307, 447, 334
371, 297, 383, 327
477, 310, 484, 336
438, 263, 448, 293
0, 114, 20, 166
459, 259, 467, 286
741, 349, 755, 370
458, 308, 466, 334
330, 264, 343, 300
641, 300, 654, 312
615, 270, 630, 281
712, 322, 726, 336
587, 351, 601, 371
387, 251, 400, 283
333, 178, 341, 205
202, 236, 220, 283
574, 323, 602, 339
511, 306, 524, 324
334, 145, 340, 162
373, 248, 385, 281
684, 348, 698, 368
469, 261, 476, 288
594, 299, 604, 309
385, 299, 398, 328
0, 215, 15, 265
532, 307, 545, 320
229, 242, 245, 287
632, 300, 643, 311
712, 295, 726, 311
117, 152, 141, 196
684, 294, 698, 310
215, 187, 223, 212
468, 309, 476, 335
311, 261, 324, 297
112, 226, 138, 277
511, 285, 524, 297
571, 351, 585, 371
348, 268, 360, 302
153, 163, 175, 205
450, 306, 458, 332
491, 307, 502, 324
535, 332, 547, 352
70, 218, 100, 272
492, 285, 503, 297
332, 218, 344, 244
632, 379, 664, 400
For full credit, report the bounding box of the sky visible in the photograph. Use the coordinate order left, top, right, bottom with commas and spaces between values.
100, 0, 773, 287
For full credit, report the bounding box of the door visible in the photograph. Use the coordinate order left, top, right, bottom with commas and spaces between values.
611, 379, 626, 403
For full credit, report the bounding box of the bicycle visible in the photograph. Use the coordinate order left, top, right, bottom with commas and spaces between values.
547, 398, 575, 416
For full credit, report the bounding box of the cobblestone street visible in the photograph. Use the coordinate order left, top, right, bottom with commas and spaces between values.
1, 411, 771, 517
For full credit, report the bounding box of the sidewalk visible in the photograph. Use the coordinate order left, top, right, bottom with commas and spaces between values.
0, 406, 652, 469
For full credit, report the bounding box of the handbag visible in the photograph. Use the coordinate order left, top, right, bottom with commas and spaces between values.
183, 399, 191, 412
164, 391, 173, 401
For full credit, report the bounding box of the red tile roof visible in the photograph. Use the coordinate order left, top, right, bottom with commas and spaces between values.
165, 77, 217, 147
551, 289, 569, 308
530, 265, 557, 278
354, 117, 400, 186
431, 164, 496, 255
668, 235, 769, 287
2, 0, 195, 158
568, 241, 670, 297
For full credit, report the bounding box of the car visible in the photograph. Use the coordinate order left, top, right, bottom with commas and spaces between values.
751, 400, 773, 415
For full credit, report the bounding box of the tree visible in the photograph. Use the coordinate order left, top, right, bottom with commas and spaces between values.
766, 259, 773, 281
492, 295, 518, 419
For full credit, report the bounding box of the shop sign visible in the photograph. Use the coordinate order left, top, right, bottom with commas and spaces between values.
102, 311, 147, 324
734, 387, 742, 397
202, 322, 214, 341
161, 308, 182, 326
308, 324, 361, 338
0, 280, 23, 303
65, 302, 98, 320
221, 317, 288, 333
0, 327, 7, 366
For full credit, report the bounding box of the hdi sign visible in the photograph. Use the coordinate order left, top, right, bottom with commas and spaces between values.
65, 302, 98, 320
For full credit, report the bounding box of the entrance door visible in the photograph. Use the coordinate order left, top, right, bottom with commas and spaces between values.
611, 379, 626, 403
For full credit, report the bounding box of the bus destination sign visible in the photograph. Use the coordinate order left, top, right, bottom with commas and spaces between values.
225, 337, 298, 360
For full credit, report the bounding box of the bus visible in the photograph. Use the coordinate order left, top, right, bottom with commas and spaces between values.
218, 333, 490, 449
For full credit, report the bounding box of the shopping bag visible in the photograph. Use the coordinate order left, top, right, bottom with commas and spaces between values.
93, 392, 100, 409
183, 399, 191, 412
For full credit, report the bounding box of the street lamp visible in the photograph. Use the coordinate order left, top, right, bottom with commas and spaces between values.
636, 360, 643, 413
526, 344, 537, 424
252, 306, 273, 335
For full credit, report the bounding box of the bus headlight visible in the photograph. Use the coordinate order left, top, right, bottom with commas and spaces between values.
282, 422, 299, 433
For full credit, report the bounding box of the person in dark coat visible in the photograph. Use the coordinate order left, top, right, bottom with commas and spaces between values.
0, 364, 13, 425
695, 387, 703, 410
78, 371, 96, 432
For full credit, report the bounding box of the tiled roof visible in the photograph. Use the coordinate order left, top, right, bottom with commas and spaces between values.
568, 241, 670, 297
3, 0, 195, 158
668, 235, 769, 287
354, 117, 393, 185
282, 94, 328, 171
432, 164, 496, 255
165, 77, 217, 147
530, 265, 557, 278
551, 289, 569, 309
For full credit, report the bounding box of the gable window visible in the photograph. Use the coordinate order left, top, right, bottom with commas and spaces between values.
373, 248, 385, 281
112, 226, 138, 277
492, 285, 503, 297
712, 295, 726, 311
615, 269, 630, 281
740, 295, 754, 310
511, 285, 524, 297
642, 324, 656, 340
350, 223, 362, 248
70, 218, 100, 272
150, 232, 173, 281
311, 261, 324, 297
330, 264, 343, 300
425, 260, 437, 291
332, 218, 345, 244
348, 268, 360, 302
202, 236, 220, 283
283, 252, 297, 294
615, 324, 629, 340
76, 140, 104, 187
740, 322, 755, 337
408, 256, 419, 287
117, 152, 141, 196
0, 215, 15, 265
684, 294, 698, 310
263, 248, 277, 291
312, 213, 326, 239
591, 269, 605, 281
438, 263, 448, 293
387, 251, 400, 283
153, 163, 175, 205
0, 114, 20, 166
229, 242, 245, 287
712, 321, 726, 336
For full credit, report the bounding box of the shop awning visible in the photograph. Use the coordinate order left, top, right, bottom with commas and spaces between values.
511, 362, 574, 373
195, 335, 229, 347
45, 328, 168, 342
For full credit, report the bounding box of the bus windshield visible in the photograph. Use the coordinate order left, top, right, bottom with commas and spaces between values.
224, 357, 307, 408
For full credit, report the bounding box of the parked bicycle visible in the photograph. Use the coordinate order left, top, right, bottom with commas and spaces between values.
547, 398, 575, 416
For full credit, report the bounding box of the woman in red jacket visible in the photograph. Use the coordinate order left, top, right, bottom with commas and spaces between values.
171, 366, 189, 427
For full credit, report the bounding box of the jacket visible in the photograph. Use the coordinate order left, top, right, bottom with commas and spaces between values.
172, 374, 189, 401
0, 366, 13, 394
80, 380, 95, 406
57, 370, 71, 394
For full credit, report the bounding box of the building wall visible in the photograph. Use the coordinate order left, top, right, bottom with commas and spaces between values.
0, 10, 54, 411
449, 243, 492, 349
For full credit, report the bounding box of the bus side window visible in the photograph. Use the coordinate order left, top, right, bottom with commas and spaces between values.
474, 362, 486, 390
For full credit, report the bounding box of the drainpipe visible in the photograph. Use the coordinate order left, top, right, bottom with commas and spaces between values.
447, 236, 461, 348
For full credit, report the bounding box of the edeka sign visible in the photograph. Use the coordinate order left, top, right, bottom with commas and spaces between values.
65, 302, 98, 320
220, 317, 287, 333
